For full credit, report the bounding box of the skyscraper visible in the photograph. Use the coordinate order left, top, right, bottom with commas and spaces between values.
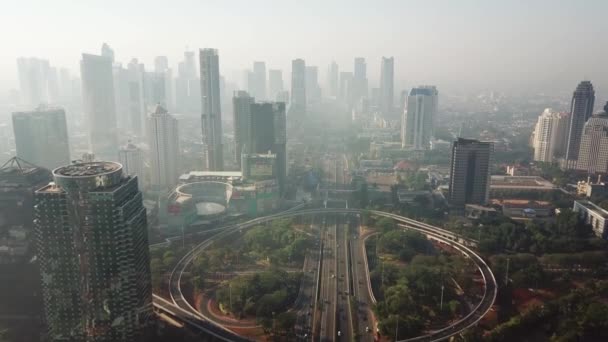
175, 50, 199, 114
305, 66, 321, 105
12, 107, 70, 170
401, 86, 438, 150
565, 81, 595, 168
34, 161, 153, 341
268, 69, 283, 101
249, 102, 287, 194
379, 57, 394, 115
127, 59, 147, 137
154, 56, 169, 73
327, 61, 339, 98
199, 48, 223, 171
576, 103, 608, 174
148, 105, 179, 190
353, 57, 368, 103
119, 141, 145, 184
17, 57, 50, 107
81, 53, 118, 160
532, 108, 569, 162
290, 59, 306, 114
232, 91, 254, 167
101, 42, 115, 62
448, 138, 493, 210
339, 71, 354, 105
249, 61, 267, 101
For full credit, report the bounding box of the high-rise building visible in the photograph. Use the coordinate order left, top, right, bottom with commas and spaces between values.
127, 59, 147, 137
154, 56, 169, 73
565, 81, 595, 168
12, 107, 70, 170
232, 91, 254, 167
34, 161, 153, 341
17, 57, 51, 107
448, 138, 493, 210
379, 57, 394, 115
101, 42, 115, 62
81, 52, 118, 160
268, 69, 283, 101
148, 105, 179, 190
532, 108, 569, 162
401, 86, 438, 150
353, 57, 368, 103
290, 59, 306, 114
112, 64, 131, 131
327, 61, 339, 98
0, 157, 52, 232
306, 66, 321, 105
175, 50, 199, 114
250, 102, 287, 194
199, 48, 223, 171
576, 103, 608, 174
249, 61, 266, 101
339, 71, 354, 105
119, 141, 145, 184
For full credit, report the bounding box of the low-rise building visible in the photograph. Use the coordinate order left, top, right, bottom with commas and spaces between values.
490, 175, 556, 196
573, 200, 608, 239
492, 199, 553, 218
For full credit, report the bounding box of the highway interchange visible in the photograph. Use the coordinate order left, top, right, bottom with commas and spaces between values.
154, 207, 497, 341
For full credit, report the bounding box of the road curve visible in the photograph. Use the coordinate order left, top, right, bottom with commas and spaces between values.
165, 208, 497, 342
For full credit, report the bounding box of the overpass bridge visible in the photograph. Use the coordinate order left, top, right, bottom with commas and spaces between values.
156, 207, 497, 342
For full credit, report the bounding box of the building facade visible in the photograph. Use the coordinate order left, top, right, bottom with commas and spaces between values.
148, 105, 180, 190
576, 107, 608, 174
401, 86, 438, 150
12, 107, 70, 170
564, 81, 595, 168
249, 61, 266, 101
199, 48, 223, 171
249, 102, 287, 194
34, 162, 152, 341
232, 91, 254, 167
379, 57, 394, 116
290, 59, 306, 114
268, 69, 283, 102
80, 53, 118, 160
532, 108, 569, 162
573, 200, 608, 239
118, 141, 145, 186
448, 138, 493, 210
327, 61, 339, 98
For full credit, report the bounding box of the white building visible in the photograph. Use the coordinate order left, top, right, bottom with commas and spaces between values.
119, 141, 145, 186
379, 57, 394, 115
532, 108, 569, 162
80, 52, 117, 160
576, 110, 608, 174
573, 200, 608, 239
148, 105, 179, 190
401, 86, 438, 150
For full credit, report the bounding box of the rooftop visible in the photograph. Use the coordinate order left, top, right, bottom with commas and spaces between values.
54, 162, 121, 177
490, 175, 555, 190
575, 200, 608, 219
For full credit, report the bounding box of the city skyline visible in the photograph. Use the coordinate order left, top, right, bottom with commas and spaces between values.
3, 1, 608, 98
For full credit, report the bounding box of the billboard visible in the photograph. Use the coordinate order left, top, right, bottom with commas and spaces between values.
250, 161, 274, 177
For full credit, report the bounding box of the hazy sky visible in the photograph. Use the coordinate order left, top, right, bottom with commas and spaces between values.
2, 0, 608, 94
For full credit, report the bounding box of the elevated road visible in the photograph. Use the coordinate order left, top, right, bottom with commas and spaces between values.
162, 207, 496, 342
